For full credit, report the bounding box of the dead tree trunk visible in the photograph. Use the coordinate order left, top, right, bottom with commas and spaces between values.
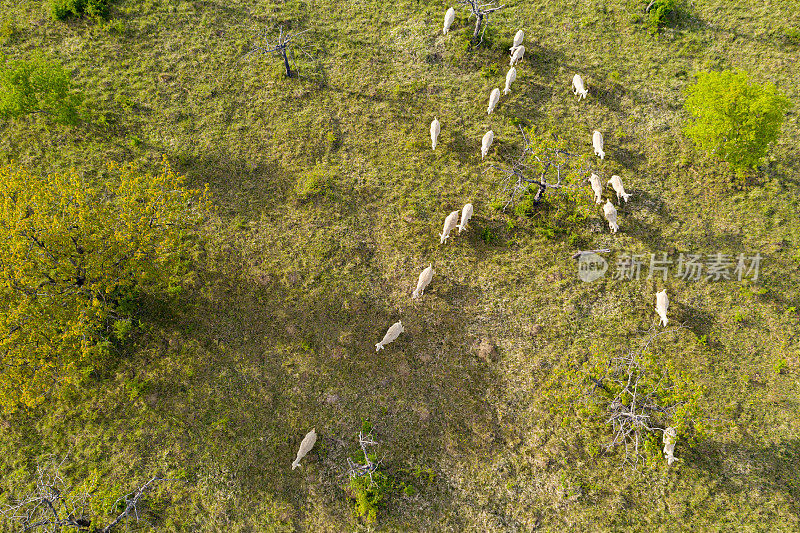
281, 48, 292, 78
473, 13, 483, 40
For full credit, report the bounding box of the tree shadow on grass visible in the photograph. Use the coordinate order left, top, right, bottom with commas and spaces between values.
153, 239, 505, 527
688, 438, 800, 519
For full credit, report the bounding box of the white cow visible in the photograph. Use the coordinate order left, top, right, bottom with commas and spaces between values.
503, 67, 517, 95
572, 74, 588, 99
588, 173, 604, 204
443, 7, 455, 35
458, 203, 473, 233
440, 210, 460, 243
603, 199, 618, 233
376, 320, 404, 351
608, 175, 630, 203
430, 117, 440, 150
663, 427, 677, 466
412, 264, 435, 300
291, 429, 317, 470
510, 29, 524, 54
487, 88, 500, 115
481, 130, 494, 159
509, 44, 525, 66
592, 130, 605, 160
655, 289, 669, 327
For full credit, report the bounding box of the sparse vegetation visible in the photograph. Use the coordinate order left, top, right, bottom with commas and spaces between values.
1, 0, 799, 530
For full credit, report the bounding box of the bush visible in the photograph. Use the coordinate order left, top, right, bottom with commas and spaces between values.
684, 70, 791, 172
0, 53, 83, 125
50, 0, 110, 20
645, 0, 680, 33
294, 164, 332, 201
347, 472, 391, 524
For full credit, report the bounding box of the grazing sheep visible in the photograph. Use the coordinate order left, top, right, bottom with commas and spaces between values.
481, 130, 494, 159
603, 199, 618, 233
443, 7, 455, 35
440, 210, 460, 243
655, 289, 669, 327
291, 428, 317, 470
510, 29, 524, 54
430, 117, 440, 150
608, 174, 630, 203
663, 427, 677, 466
572, 74, 588, 99
509, 44, 525, 66
503, 67, 517, 95
412, 264, 435, 300
588, 173, 604, 205
376, 320, 404, 351
458, 203, 473, 233
487, 88, 500, 115
592, 130, 605, 160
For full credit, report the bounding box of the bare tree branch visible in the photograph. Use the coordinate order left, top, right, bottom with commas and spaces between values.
457, 0, 507, 43
242, 25, 312, 78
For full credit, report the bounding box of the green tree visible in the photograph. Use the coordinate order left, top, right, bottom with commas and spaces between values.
0, 159, 210, 411
684, 70, 791, 172
0, 53, 83, 125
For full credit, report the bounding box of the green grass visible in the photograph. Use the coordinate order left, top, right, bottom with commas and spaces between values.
1, 0, 799, 530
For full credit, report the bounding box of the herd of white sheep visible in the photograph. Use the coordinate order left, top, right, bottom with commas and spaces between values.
293, 7, 675, 471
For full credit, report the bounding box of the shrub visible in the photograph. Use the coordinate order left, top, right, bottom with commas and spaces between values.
645, 0, 680, 33
347, 471, 391, 524
0, 53, 83, 124
481, 63, 500, 79
50, 0, 110, 21
684, 70, 791, 172
0, 159, 210, 411
294, 164, 332, 201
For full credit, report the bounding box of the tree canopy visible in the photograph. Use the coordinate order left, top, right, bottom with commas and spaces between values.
684, 69, 791, 172
0, 159, 209, 411
0, 53, 83, 125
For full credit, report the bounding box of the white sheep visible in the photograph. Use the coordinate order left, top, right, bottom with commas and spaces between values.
443, 7, 455, 35
509, 29, 524, 54
487, 88, 500, 115
412, 264, 435, 300
430, 117, 440, 150
481, 130, 494, 159
376, 320, 404, 351
572, 74, 588, 99
655, 289, 669, 327
509, 44, 525, 66
663, 427, 677, 466
588, 173, 604, 205
291, 428, 317, 470
458, 202, 473, 233
592, 130, 605, 160
503, 67, 517, 95
603, 199, 618, 233
440, 210, 460, 243
608, 175, 630, 203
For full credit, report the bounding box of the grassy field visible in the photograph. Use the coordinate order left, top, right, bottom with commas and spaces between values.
1, 0, 800, 530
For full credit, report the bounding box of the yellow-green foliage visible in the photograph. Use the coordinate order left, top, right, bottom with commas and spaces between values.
684, 70, 791, 172
544, 326, 709, 463
0, 53, 83, 125
0, 159, 209, 411
347, 471, 390, 524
